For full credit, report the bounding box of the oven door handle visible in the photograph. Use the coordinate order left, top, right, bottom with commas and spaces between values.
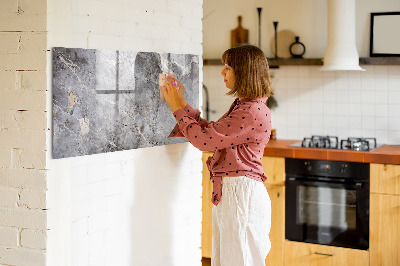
287, 177, 364, 189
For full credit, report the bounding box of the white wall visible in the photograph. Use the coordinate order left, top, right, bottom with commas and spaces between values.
0, 0, 48, 265
203, 0, 400, 58
203, 0, 400, 145
46, 0, 203, 266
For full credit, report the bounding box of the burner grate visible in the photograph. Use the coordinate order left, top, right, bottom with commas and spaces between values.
301, 135, 339, 149
340, 137, 377, 151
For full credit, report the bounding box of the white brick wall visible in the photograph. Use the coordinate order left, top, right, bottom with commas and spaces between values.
0, 0, 48, 265
46, 1, 203, 266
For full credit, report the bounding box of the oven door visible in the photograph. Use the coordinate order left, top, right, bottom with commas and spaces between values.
285, 177, 369, 250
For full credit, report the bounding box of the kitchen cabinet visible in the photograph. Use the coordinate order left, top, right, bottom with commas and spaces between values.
261, 156, 285, 266
370, 163, 400, 266
284, 241, 369, 266
201, 154, 286, 265
201, 152, 213, 258
370, 163, 400, 195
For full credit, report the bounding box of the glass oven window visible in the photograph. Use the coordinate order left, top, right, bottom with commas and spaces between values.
297, 186, 357, 230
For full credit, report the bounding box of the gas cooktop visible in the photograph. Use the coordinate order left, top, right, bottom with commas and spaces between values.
289, 135, 383, 151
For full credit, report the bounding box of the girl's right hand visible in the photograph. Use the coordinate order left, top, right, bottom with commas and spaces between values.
168, 76, 187, 108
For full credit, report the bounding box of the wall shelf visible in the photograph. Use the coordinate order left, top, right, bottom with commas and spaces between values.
359, 57, 400, 65
203, 57, 400, 67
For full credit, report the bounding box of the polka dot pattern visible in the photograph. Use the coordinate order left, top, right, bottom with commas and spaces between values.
169, 97, 272, 206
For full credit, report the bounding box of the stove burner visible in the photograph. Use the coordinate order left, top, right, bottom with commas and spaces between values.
301, 135, 339, 149
340, 137, 377, 151
294, 136, 379, 151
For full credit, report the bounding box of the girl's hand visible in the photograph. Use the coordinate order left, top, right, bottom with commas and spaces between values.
160, 77, 184, 113
172, 77, 187, 108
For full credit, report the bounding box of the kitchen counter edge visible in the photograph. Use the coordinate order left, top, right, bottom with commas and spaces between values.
263, 139, 400, 165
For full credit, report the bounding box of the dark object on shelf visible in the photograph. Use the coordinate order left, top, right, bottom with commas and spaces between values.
202, 84, 216, 121
359, 57, 400, 65
289, 36, 306, 58
231, 16, 249, 48
257, 8, 262, 48
266, 95, 278, 110
370, 12, 400, 57
203, 57, 400, 67
273, 21, 279, 59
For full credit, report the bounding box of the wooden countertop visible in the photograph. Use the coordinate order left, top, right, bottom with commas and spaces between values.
263, 139, 400, 165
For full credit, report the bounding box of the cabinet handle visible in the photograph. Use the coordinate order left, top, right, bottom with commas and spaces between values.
314, 252, 335, 257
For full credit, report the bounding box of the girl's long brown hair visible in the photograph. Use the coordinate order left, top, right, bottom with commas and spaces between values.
222, 45, 273, 99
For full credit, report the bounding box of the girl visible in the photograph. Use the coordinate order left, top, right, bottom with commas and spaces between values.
161, 44, 273, 266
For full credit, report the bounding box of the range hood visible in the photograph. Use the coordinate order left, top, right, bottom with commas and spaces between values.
320, 0, 365, 71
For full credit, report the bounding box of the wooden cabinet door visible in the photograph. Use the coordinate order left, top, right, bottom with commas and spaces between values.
262, 156, 285, 186
370, 163, 400, 195
201, 152, 213, 258
284, 241, 369, 266
370, 193, 400, 266
264, 184, 284, 266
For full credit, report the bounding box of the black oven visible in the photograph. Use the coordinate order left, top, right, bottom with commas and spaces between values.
285, 158, 369, 250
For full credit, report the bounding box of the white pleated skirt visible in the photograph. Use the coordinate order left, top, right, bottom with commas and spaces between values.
211, 176, 271, 266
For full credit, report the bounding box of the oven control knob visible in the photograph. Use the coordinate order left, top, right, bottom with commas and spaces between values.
304, 161, 312, 171
340, 164, 347, 174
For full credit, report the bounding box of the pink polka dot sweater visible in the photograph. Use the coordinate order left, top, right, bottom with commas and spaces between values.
169, 97, 272, 206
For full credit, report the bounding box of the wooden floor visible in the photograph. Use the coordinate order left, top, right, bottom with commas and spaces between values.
202, 257, 211, 266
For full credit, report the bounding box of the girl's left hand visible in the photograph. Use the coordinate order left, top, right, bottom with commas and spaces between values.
160, 77, 184, 113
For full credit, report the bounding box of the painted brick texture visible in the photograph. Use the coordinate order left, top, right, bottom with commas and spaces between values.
46, 0, 203, 265
0, 0, 48, 265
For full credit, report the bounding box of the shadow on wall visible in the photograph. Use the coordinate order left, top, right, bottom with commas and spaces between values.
129, 144, 191, 265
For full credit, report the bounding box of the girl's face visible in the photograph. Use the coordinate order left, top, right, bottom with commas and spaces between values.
220, 64, 235, 89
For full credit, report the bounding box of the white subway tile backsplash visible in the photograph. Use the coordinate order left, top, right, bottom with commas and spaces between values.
323, 115, 336, 129
374, 65, 388, 77
375, 104, 389, 117
335, 73, 349, 90
388, 131, 400, 143
388, 65, 400, 76
374, 90, 388, 104
336, 115, 348, 129
374, 130, 389, 144
361, 90, 375, 104
286, 77, 299, 89
389, 104, 400, 117
348, 116, 362, 129
298, 66, 311, 78
336, 90, 349, 103
374, 77, 388, 91
336, 103, 349, 116
349, 128, 363, 137
285, 66, 298, 77
362, 116, 375, 130
323, 87, 336, 103
348, 90, 362, 103
298, 77, 311, 89
388, 117, 400, 131
204, 65, 400, 144
388, 76, 400, 91
323, 103, 336, 115
361, 104, 375, 117
374, 117, 389, 130
388, 91, 400, 104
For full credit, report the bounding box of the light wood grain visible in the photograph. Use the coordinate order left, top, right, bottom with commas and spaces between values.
370, 163, 400, 195
370, 193, 400, 266
284, 241, 369, 266
261, 156, 285, 185
264, 184, 285, 266
201, 152, 213, 258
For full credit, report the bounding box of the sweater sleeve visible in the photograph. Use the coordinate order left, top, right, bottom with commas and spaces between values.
172, 106, 257, 152
168, 104, 210, 137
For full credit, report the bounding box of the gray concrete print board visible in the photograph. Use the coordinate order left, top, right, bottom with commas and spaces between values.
52, 47, 199, 159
